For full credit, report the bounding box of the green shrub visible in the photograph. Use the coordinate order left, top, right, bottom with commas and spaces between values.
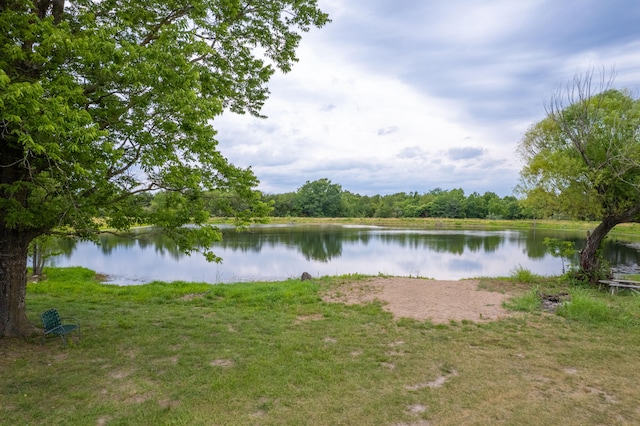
556, 289, 612, 324
503, 289, 541, 313
542, 237, 576, 274
510, 265, 540, 284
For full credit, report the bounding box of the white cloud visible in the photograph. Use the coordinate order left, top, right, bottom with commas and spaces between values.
216, 40, 518, 195
213, 0, 640, 197
416, 0, 544, 45
447, 147, 485, 161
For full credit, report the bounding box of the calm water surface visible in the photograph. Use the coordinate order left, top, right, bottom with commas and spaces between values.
49, 224, 640, 284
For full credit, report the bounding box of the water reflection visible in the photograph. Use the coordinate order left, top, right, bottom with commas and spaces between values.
48, 225, 640, 285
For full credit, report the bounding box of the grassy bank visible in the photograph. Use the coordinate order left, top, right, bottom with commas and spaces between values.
2, 268, 640, 425
228, 217, 640, 237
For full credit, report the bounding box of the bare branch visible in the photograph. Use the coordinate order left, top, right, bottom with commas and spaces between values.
545, 66, 617, 169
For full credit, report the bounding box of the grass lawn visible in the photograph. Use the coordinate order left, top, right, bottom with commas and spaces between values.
259, 216, 640, 237
1, 268, 640, 425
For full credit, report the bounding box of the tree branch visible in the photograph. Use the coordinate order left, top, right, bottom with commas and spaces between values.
140, 7, 193, 47
34, 0, 65, 24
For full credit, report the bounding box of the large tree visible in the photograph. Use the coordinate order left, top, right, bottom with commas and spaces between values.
0, 0, 328, 336
294, 178, 344, 217
518, 72, 640, 281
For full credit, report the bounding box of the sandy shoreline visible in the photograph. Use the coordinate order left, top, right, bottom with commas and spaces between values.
322, 277, 513, 323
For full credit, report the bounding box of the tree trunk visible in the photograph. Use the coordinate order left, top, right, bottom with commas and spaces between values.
32, 241, 44, 276
0, 227, 38, 337
579, 217, 620, 283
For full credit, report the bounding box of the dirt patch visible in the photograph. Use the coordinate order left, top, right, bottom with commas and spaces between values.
407, 404, 427, 414
95, 273, 110, 282
210, 359, 234, 367
179, 293, 207, 301
406, 370, 459, 391
293, 313, 324, 325
109, 369, 133, 380
323, 277, 514, 324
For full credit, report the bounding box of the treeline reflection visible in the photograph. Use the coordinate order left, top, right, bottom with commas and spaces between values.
53, 225, 640, 266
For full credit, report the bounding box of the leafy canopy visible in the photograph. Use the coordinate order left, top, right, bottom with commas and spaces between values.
0, 0, 329, 256
294, 178, 344, 217
518, 88, 640, 222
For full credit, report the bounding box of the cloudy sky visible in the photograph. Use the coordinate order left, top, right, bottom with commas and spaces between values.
215, 0, 640, 197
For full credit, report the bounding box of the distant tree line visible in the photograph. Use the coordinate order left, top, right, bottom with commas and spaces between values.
262, 178, 530, 219
135, 178, 529, 220
140, 177, 607, 221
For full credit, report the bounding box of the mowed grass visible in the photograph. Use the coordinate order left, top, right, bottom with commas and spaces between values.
261, 216, 640, 236
1, 268, 640, 425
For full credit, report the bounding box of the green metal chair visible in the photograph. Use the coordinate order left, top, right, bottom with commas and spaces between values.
41, 309, 81, 346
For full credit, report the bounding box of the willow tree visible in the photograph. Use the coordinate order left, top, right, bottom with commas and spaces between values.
518, 72, 640, 281
0, 0, 329, 336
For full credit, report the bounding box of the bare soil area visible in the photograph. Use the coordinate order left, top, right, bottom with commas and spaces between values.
322, 277, 514, 324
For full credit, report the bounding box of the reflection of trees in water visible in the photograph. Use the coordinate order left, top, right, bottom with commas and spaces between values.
52, 225, 640, 265
520, 229, 591, 262
601, 238, 640, 267
97, 233, 135, 254
373, 232, 502, 255
218, 228, 507, 260
211, 228, 524, 261
521, 229, 640, 267
54, 230, 184, 261
52, 237, 78, 259
217, 227, 345, 261
97, 230, 184, 261
299, 232, 342, 262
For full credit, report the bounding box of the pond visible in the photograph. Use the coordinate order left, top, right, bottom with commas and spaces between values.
48, 224, 640, 285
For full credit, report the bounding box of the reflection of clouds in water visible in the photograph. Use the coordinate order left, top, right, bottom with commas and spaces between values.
50, 228, 610, 285
447, 258, 482, 272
